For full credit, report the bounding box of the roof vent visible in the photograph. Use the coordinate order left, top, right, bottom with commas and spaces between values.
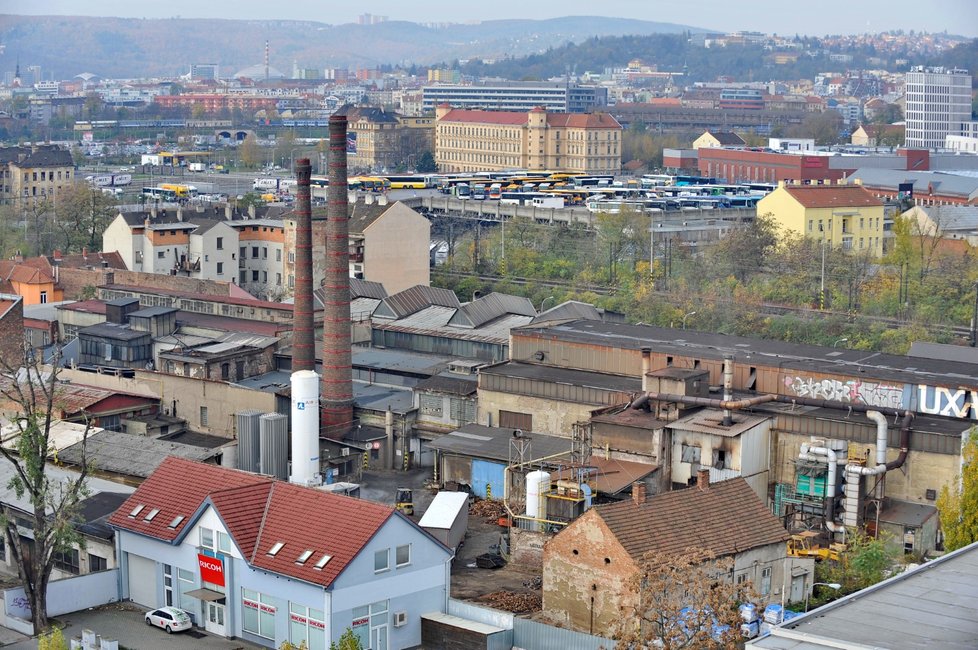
268, 542, 285, 556
129, 504, 145, 518
296, 550, 313, 565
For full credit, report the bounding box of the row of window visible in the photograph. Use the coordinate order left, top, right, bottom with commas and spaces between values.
52, 548, 108, 574
374, 544, 411, 572
239, 245, 282, 261
240, 270, 282, 285
22, 170, 71, 182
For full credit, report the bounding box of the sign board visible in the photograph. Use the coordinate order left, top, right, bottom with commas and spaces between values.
346, 133, 357, 154
898, 182, 914, 200
197, 553, 225, 587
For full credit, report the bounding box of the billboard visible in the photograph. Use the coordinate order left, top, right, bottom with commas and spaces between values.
346, 132, 357, 155
898, 182, 914, 200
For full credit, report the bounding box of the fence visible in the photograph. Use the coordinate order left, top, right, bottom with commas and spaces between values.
2, 569, 120, 634
447, 598, 615, 650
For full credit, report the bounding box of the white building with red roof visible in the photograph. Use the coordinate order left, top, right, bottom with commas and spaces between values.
109, 457, 452, 649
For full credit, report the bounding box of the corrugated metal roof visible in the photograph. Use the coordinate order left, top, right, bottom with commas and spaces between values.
450, 292, 536, 328
58, 429, 221, 478
375, 285, 460, 319
481, 361, 642, 394
849, 168, 978, 198
426, 424, 573, 462
913, 204, 978, 232
530, 300, 602, 325
350, 277, 388, 300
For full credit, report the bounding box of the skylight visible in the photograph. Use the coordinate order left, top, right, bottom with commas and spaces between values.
314, 554, 333, 570
167, 515, 185, 529
268, 542, 284, 556
144, 508, 160, 522
296, 550, 313, 565
129, 504, 145, 518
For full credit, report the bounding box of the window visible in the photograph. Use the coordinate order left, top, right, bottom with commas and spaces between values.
396, 544, 411, 567
419, 394, 443, 417
290, 603, 326, 650
89, 553, 108, 572
39, 291, 47, 304
200, 406, 208, 426
252, 270, 259, 282
200, 527, 214, 549
681, 444, 701, 464
760, 566, 772, 596
218, 531, 232, 554
216, 237, 224, 250
252, 246, 259, 258
217, 262, 224, 275
163, 564, 174, 606
374, 548, 389, 573
712, 449, 730, 470
276, 273, 282, 286
158, 251, 165, 259
242, 588, 277, 639
276, 249, 282, 262
53, 548, 80, 575
262, 247, 268, 259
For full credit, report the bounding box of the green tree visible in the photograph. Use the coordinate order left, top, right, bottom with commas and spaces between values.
330, 627, 364, 650
239, 133, 261, 169
810, 530, 898, 607
237, 192, 266, 211
937, 428, 978, 552
416, 150, 437, 173
0, 350, 92, 634
53, 183, 118, 253
704, 212, 779, 283
37, 627, 68, 650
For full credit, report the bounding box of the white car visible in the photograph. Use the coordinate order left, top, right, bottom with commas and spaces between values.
145, 606, 193, 633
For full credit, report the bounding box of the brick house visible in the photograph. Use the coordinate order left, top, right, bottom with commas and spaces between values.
542, 474, 796, 636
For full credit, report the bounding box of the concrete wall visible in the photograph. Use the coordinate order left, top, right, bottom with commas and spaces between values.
3, 568, 119, 623
362, 202, 430, 294
477, 389, 595, 437
0, 297, 23, 367
59, 368, 277, 438
509, 527, 548, 570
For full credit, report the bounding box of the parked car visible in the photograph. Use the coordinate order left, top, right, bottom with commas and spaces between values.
145, 606, 192, 633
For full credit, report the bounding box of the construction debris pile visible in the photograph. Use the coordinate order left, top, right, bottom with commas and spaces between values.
478, 591, 542, 614
469, 498, 506, 522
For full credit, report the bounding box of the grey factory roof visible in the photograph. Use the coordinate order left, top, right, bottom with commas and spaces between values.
515, 320, 978, 388
747, 541, 978, 650
0, 461, 133, 517
78, 322, 152, 341
911, 204, 978, 232
351, 346, 453, 377
353, 382, 416, 414
374, 285, 461, 320
375, 307, 533, 345
426, 424, 573, 463
57, 429, 222, 479
908, 341, 978, 365
450, 292, 536, 329
129, 306, 178, 318
671, 408, 770, 438
77, 491, 133, 540
848, 168, 978, 199
878, 499, 938, 528
350, 277, 388, 301
415, 375, 477, 396
531, 300, 604, 325
480, 360, 643, 395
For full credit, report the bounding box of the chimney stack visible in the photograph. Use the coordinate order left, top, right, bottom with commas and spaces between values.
697, 468, 710, 490
722, 354, 734, 426
320, 114, 354, 439
292, 158, 314, 373
631, 481, 647, 505
641, 347, 651, 393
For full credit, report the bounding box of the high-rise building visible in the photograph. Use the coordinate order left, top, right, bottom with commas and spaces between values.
904, 66, 972, 149
189, 63, 219, 81
422, 82, 608, 114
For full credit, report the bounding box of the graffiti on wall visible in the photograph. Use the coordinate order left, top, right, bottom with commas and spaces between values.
784, 376, 905, 409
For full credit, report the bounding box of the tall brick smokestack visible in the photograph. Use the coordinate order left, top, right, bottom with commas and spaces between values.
292, 158, 314, 372
321, 115, 353, 439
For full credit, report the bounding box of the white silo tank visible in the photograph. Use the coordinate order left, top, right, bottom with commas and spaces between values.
525, 470, 551, 520
290, 370, 321, 486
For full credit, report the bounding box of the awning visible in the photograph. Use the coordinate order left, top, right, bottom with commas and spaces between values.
184, 588, 226, 602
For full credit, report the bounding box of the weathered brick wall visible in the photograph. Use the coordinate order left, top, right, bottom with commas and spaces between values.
509, 527, 548, 570
0, 298, 24, 368
58, 268, 239, 301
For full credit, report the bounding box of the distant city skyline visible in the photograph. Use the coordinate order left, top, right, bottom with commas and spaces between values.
5, 0, 978, 38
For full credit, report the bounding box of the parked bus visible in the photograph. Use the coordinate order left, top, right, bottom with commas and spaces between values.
142, 186, 179, 201
382, 175, 434, 189
157, 183, 198, 198
488, 183, 502, 200
451, 183, 471, 199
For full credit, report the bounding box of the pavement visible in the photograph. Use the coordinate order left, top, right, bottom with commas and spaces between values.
2, 602, 263, 649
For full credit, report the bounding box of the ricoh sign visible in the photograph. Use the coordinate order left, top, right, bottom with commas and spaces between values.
198, 553, 226, 587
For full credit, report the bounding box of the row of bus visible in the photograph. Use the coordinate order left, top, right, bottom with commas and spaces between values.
142, 184, 198, 201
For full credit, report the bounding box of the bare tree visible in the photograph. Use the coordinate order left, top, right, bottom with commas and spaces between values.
0, 346, 91, 634
614, 547, 756, 650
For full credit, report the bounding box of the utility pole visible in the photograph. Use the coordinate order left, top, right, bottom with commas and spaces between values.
971, 282, 978, 347
820, 239, 826, 310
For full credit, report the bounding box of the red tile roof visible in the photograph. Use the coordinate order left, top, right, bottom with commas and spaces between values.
439, 109, 528, 125
110, 457, 401, 587
592, 477, 788, 561
783, 184, 883, 209
0, 261, 54, 285
546, 113, 621, 129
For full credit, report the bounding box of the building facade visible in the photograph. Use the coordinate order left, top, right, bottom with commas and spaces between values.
422, 83, 607, 114
0, 145, 75, 206
110, 457, 452, 649
435, 106, 622, 174
757, 182, 886, 256
904, 66, 972, 149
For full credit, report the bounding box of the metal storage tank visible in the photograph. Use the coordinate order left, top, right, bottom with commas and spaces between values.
236, 409, 264, 473
289, 370, 321, 486
525, 470, 551, 529
259, 413, 289, 480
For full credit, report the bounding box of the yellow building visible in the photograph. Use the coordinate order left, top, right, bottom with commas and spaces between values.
1, 145, 75, 205
757, 182, 885, 256
692, 130, 746, 149
435, 105, 621, 174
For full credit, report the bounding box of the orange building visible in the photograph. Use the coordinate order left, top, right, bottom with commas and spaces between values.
0, 259, 62, 305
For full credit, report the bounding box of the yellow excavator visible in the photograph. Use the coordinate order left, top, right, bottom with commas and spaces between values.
787, 531, 846, 561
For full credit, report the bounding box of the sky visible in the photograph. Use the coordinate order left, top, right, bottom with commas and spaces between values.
5, 0, 978, 37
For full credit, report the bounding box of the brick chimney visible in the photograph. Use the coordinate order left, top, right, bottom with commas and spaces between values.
697, 469, 710, 490
631, 481, 647, 505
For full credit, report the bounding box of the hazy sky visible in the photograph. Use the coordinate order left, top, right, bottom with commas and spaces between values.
5, 0, 978, 37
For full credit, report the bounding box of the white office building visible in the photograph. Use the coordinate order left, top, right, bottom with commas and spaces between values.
904, 66, 972, 149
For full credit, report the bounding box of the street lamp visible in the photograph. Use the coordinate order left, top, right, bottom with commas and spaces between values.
681, 310, 696, 330
833, 337, 849, 348
539, 296, 556, 313
804, 582, 842, 612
